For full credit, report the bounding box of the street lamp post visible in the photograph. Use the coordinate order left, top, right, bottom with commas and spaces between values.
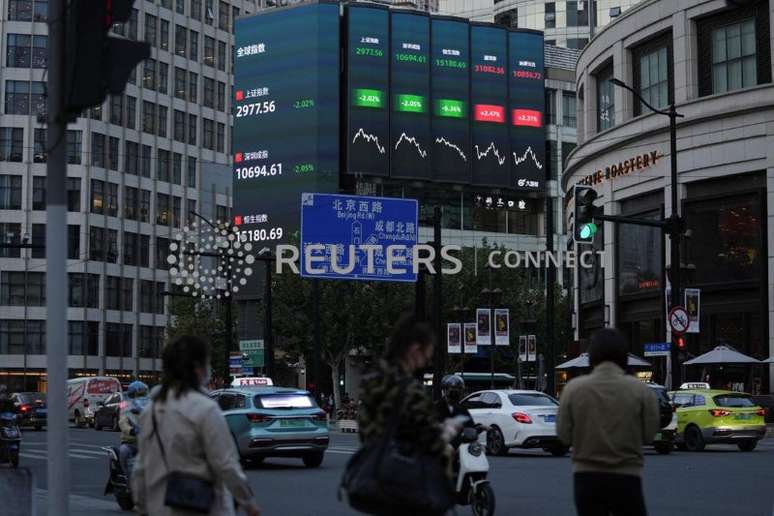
255, 248, 275, 379
481, 271, 503, 389
610, 78, 684, 389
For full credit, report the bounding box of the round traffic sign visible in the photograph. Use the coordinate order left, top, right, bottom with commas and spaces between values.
668, 306, 690, 335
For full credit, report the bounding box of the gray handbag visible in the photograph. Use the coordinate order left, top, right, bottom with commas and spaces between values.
151, 401, 215, 514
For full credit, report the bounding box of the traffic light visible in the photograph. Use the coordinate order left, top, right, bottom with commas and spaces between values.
573, 184, 600, 244
675, 335, 686, 350
65, 0, 150, 115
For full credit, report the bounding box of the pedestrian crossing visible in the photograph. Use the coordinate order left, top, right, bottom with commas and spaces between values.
20, 441, 110, 462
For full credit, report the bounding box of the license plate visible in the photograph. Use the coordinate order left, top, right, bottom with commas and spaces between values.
543, 415, 556, 423
278, 419, 305, 428
734, 413, 753, 420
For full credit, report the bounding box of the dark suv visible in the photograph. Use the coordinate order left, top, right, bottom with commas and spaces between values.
12, 392, 47, 430
647, 383, 676, 454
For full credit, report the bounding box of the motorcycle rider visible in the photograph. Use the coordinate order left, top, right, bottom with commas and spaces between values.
0, 385, 15, 413
118, 381, 149, 478
436, 375, 475, 449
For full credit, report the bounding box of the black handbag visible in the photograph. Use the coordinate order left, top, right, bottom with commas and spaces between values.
151, 402, 215, 514
340, 379, 454, 515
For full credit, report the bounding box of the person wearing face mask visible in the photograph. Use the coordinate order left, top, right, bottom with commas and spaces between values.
357, 314, 458, 509
132, 335, 261, 516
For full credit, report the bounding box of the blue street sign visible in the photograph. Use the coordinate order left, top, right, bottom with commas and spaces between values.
300, 192, 418, 282
643, 342, 671, 357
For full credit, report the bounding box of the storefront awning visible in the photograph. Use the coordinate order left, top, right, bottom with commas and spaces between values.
683, 345, 761, 365
555, 353, 651, 369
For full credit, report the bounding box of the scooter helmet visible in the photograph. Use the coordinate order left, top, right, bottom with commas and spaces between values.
441, 375, 465, 405
126, 381, 149, 399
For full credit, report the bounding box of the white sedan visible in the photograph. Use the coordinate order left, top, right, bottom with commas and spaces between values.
460, 390, 568, 457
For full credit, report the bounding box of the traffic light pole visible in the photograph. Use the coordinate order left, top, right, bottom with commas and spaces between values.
47, 0, 70, 511
668, 105, 682, 390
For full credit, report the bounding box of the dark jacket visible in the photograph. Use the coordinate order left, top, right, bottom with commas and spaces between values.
358, 359, 447, 462
435, 400, 474, 449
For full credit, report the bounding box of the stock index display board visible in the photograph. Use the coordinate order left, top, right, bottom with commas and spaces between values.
232, 2, 339, 296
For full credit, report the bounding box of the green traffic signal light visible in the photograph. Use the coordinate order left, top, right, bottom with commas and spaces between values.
579, 223, 598, 240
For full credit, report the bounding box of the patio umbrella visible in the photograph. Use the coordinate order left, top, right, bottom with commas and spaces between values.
763, 356, 774, 363
683, 345, 761, 365
556, 352, 652, 369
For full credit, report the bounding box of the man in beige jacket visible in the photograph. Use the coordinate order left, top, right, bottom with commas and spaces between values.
557, 328, 660, 516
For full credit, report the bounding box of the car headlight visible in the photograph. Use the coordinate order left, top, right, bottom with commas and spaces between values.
468, 442, 483, 457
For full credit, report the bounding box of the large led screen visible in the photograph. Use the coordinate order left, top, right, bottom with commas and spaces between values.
390, 11, 431, 180
232, 2, 340, 296
430, 17, 471, 183
346, 4, 390, 177
509, 30, 545, 190
470, 24, 510, 187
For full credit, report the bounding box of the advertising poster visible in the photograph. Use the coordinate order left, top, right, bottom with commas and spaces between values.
685, 288, 700, 333
518, 335, 527, 362
464, 322, 478, 354
494, 308, 509, 345
527, 334, 537, 362
476, 308, 491, 345
447, 323, 462, 354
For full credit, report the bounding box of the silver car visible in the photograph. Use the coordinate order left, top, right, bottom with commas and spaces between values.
210, 387, 330, 468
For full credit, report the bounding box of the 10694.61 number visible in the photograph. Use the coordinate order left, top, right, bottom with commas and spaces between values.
240, 227, 283, 242
235, 163, 283, 179
235, 100, 276, 118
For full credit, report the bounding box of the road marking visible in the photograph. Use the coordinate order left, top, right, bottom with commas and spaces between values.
21, 452, 47, 460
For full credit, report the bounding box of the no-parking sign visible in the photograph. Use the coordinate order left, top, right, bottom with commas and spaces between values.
668, 306, 690, 335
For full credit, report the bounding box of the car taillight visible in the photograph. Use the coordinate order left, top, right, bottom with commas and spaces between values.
755, 408, 767, 417
709, 409, 731, 417
512, 412, 533, 424
312, 411, 327, 422
20, 404, 30, 413
246, 413, 270, 423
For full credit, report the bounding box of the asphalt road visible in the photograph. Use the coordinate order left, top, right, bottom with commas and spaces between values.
19, 426, 774, 516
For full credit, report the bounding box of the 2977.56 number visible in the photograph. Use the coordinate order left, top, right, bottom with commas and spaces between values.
235, 100, 276, 118
240, 227, 283, 242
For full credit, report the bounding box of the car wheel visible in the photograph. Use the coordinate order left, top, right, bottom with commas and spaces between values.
654, 442, 672, 455
684, 425, 705, 452
302, 452, 324, 468
74, 411, 85, 428
737, 440, 757, 452
546, 445, 569, 457
486, 427, 507, 457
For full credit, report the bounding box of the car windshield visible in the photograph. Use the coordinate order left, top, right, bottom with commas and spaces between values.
648, 386, 670, 403
508, 393, 558, 406
254, 393, 316, 409
18, 393, 46, 404
713, 394, 755, 408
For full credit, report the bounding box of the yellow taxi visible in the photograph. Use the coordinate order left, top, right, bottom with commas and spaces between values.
669, 389, 767, 452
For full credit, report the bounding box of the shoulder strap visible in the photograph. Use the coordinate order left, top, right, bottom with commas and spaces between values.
150, 402, 170, 471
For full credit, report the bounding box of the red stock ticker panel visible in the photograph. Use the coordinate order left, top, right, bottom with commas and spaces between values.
511, 108, 542, 127
474, 104, 505, 123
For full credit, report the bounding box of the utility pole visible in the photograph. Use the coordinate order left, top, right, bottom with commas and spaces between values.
312, 279, 321, 398
47, 0, 69, 510
545, 195, 556, 395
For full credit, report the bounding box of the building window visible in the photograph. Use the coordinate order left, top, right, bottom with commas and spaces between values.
32, 176, 45, 210
124, 186, 138, 220
7, 34, 30, 67
158, 149, 170, 181
217, 41, 226, 72
189, 30, 199, 60
1, 271, 45, 306
68, 321, 99, 356
110, 95, 123, 125
187, 156, 197, 188
494, 9, 517, 29
123, 231, 138, 266
634, 37, 671, 115
188, 72, 198, 103
128, 8, 138, 40
139, 234, 149, 267
566, 1, 588, 27
33, 128, 46, 163
139, 189, 150, 223
596, 64, 615, 131
176, 0, 184, 14
617, 209, 662, 296
205, 0, 214, 25
545, 90, 556, 125
171, 196, 181, 227
0, 223, 21, 258
172, 153, 182, 184
188, 114, 197, 145
202, 118, 214, 150
158, 62, 168, 94
158, 106, 167, 137
67, 177, 80, 212
0, 320, 45, 354
203, 77, 214, 108
218, 1, 229, 31
5, 80, 30, 114
0, 175, 22, 209
562, 92, 576, 128
160, 19, 169, 50
144, 13, 157, 47
545, 2, 555, 29
204, 36, 215, 67
141, 145, 152, 178
125, 141, 139, 175
105, 323, 132, 357
0, 128, 23, 162
68, 273, 99, 308
90, 179, 105, 214
143, 58, 156, 90
156, 237, 170, 270
89, 226, 103, 260
107, 136, 119, 170
216, 122, 225, 153
698, 4, 771, 97
126, 96, 136, 129
142, 101, 155, 134
67, 224, 80, 259
175, 24, 187, 57
174, 110, 186, 142
216, 81, 226, 112
187, 199, 196, 224
140, 280, 155, 313
157, 193, 170, 225
216, 204, 229, 222
174, 67, 185, 99
91, 132, 106, 168
567, 38, 589, 50
139, 325, 161, 358
190, 0, 201, 20
65, 130, 82, 164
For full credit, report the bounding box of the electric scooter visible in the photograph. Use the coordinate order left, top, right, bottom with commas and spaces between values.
455, 425, 495, 516
102, 445, 134, 511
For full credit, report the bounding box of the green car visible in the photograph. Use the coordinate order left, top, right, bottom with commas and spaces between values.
669, 389, 766, 452
210, 386, 330, 467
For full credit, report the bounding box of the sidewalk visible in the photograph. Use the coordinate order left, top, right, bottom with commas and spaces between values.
35, 490, 119, 516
